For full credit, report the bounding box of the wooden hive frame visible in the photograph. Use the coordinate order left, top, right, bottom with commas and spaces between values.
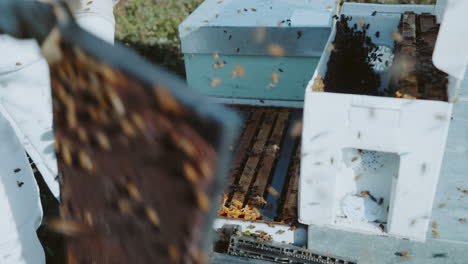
3, 2, 240, 263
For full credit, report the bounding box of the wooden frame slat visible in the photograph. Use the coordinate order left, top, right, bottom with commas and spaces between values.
230, 113, 277, 210
280, 144, 301, 223
224, 110, 264, 192
252, 112, 290, 200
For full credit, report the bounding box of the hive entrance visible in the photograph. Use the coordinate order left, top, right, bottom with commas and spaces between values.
334, 148, 400, 233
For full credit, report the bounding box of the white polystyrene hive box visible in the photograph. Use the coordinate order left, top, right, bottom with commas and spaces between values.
299, 2, 464, 242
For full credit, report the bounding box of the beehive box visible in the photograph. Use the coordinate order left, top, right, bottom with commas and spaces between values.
299, 3, 468, 264
179, 0, 336, 107
299, 2, 461, 242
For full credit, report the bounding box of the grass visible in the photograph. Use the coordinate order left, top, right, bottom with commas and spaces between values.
115, 0, 202, 47
115, 0, 204, 76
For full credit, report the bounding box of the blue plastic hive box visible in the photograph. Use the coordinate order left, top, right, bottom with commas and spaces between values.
179, 0, 335, 107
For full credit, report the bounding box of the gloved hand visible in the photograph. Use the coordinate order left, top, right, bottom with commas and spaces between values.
0, 0, 57, 43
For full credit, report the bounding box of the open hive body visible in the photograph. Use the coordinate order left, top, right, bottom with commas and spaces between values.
300, 2, 461, 242
214, 108, 306, 246
299, 2, 468, 263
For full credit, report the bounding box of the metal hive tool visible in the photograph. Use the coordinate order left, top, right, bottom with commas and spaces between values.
226, 228, 356, 264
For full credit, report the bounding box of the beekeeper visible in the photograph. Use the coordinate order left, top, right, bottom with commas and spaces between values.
0, 0, 119, 263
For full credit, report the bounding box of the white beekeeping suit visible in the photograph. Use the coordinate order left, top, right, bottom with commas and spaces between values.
0, 0, 118, 263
